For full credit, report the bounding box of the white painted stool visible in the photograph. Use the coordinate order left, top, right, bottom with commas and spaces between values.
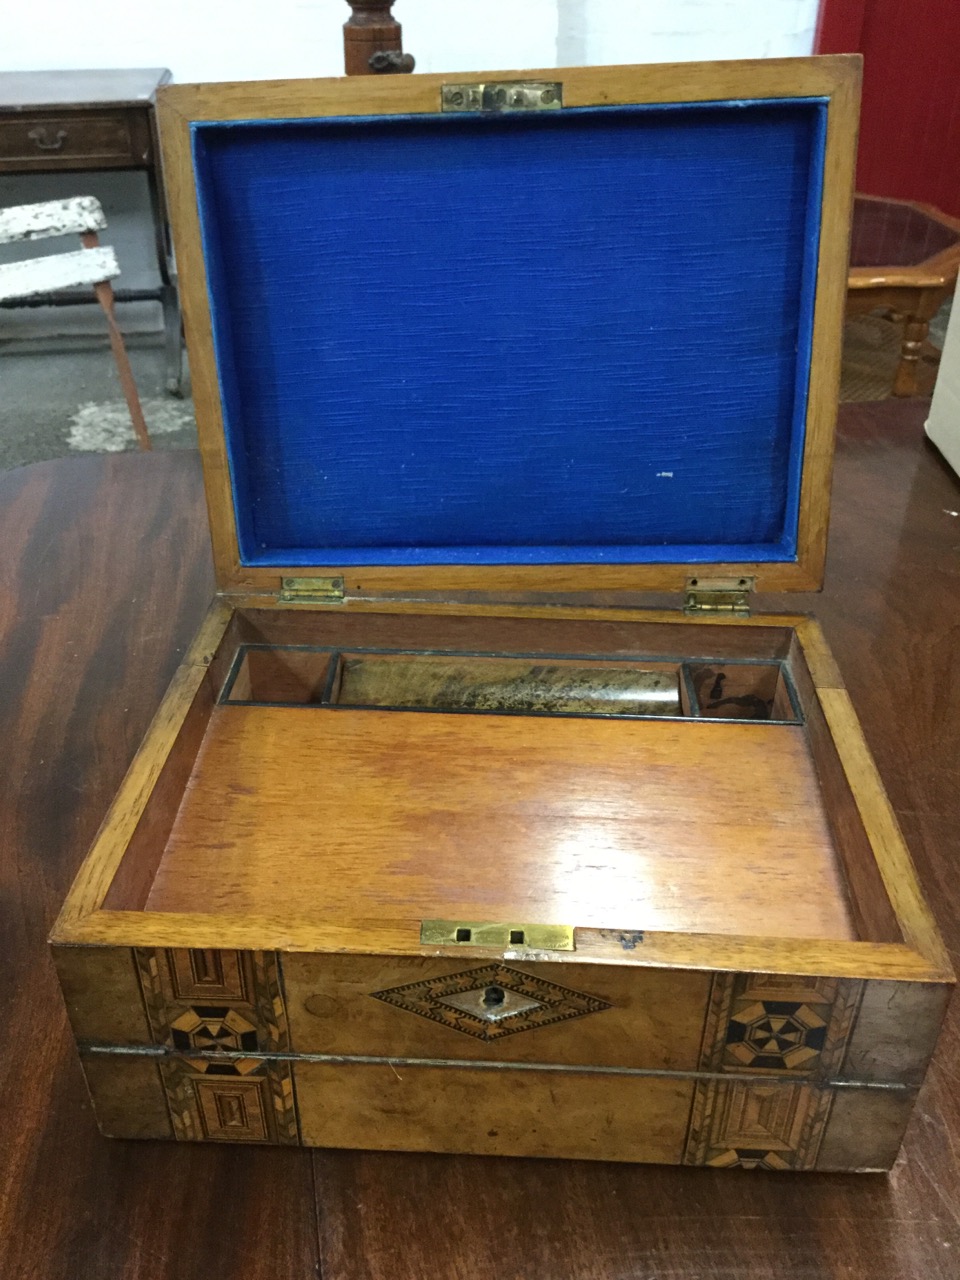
0, 196, 151, 450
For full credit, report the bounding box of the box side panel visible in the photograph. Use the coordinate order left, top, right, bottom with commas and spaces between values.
839, 980, 951, 1086
79, 1052, 172, 1140
815, 1087, 918, 1172
52, 945, 151, 1046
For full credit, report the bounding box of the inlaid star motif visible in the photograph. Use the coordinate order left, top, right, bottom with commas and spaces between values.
724, 1000, 827, 1070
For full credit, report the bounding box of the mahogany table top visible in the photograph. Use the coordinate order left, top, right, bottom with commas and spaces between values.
1, 398, 958, 1280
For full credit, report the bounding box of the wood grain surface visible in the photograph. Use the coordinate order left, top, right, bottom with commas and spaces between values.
281, 953, 712, 1070
3, 399, 960, 1277
143, 706, 856, 940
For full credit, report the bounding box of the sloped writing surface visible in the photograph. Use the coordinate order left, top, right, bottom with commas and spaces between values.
193, 99, 825, 566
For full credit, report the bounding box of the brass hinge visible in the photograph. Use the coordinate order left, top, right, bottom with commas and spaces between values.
441, 80, 563, 113
278, 575, 345, 604
420, 920, 575, 951
683, 576, 754, 616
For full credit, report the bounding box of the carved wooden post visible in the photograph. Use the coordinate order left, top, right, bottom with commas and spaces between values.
343, 1, 415, 76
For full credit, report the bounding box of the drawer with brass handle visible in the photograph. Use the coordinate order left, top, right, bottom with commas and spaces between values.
0, 113, 141, 169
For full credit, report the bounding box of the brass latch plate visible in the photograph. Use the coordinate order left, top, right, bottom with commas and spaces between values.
683, 576, 754, 616
420, 920, 575, 951
278, 576, 345, 604
441, 81, 563, 113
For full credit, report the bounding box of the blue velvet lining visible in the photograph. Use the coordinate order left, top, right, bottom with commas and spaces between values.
192, 99, 827, 567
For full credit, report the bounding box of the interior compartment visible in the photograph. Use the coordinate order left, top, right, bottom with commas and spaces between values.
686, 662, 799, 722
336, 654, 681, 717
225, 646, 338, 704
101, 607, 901, 948
223, 645, 799, 724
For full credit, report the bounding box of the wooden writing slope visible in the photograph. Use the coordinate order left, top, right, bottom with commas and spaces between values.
50, 56, 952, 1171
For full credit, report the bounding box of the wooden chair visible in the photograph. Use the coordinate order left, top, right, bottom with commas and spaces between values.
0, 196, 151, 450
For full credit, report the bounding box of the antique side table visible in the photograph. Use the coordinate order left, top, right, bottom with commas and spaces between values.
847, 192, 960, 396
0, 68, 183, 394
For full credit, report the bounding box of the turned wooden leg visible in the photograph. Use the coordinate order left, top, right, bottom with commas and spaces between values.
892, 315, 929, 397
343, 0, 415, 75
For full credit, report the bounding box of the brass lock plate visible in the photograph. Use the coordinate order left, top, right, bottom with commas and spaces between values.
420, 920, 575, 951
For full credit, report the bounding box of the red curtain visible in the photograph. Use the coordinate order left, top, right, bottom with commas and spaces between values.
816, 0, 960, 216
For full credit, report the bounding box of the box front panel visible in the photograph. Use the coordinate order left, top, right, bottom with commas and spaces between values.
76, 1050, 916, 1171
56, 945, 947, 1085
57, 944, 942, 1168
282, 953, 711, 1071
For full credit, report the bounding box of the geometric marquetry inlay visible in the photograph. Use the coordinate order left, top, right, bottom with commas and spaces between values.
698, 972, 864, 1078
724, 999, 828, 1071
371, 963, 611, 1042
195, 1077, 269, 1142
683, 970, 866, 1169
134, 947, 290, 1053
680, 967, 870, 1172
169, 1006, 260, 1054
168, 947, 246, 1001
133, 948, 297, 1143
683, 1077, 835, 1171
159, 1056, 299, 1144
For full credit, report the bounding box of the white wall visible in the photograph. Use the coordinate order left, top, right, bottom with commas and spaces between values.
2, 0, 818, 83
0, 0, 819, 339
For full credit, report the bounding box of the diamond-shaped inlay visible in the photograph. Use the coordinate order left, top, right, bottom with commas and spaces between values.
725, 1000, 828, 1071
371, 964, 611, 1041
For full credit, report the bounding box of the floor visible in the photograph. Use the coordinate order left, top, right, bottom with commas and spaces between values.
0, 304, 951, 471
0, 336, 196, 469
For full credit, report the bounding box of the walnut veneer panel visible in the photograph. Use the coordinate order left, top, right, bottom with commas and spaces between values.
282, 954, 711, 1069
76, 1047, 915, 1170
144, 706, 857, 940
295, 1061, 695, 1162
53, 944, 151, 1045
80, 1053, 172, 1140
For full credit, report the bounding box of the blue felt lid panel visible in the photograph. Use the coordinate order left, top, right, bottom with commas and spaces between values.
192, 98, 826, 568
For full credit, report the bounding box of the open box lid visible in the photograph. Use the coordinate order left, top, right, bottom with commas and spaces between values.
158, 57, 860, 602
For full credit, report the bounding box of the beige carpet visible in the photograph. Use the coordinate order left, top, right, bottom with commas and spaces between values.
840, 311, 941, 402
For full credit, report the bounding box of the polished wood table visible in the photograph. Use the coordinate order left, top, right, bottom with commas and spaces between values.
0, 69, 183, 394
848, 193, 960, 396
1, 400, 959, 1279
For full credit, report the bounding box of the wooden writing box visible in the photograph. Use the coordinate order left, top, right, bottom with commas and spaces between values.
51, 56, 953, 1171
